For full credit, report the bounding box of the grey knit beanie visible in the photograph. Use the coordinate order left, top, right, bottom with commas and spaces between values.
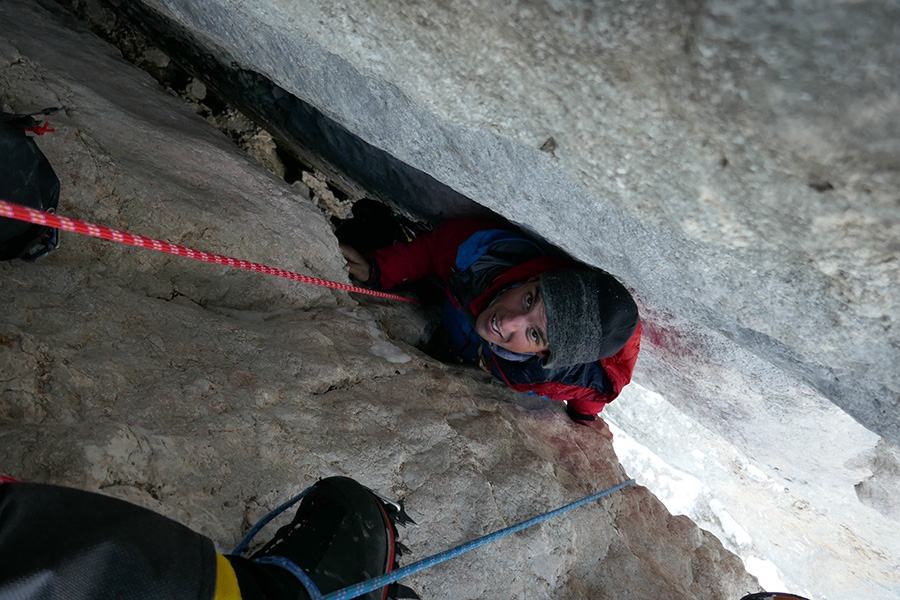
540, 268, 639, 369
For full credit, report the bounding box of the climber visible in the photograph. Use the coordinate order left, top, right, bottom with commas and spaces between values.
0, 474, 416, 600
339, 214, 641, 440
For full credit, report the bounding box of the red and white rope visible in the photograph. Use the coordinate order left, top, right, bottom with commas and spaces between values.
0, 199, 418, 304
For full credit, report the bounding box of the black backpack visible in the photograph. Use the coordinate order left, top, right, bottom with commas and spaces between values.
0, 109, 60, 261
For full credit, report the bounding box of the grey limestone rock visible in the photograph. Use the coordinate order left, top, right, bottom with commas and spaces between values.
80, 1, 900, 597
0, 2, 758, 599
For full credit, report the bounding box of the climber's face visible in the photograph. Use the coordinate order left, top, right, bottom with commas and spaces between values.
475, 280, 550, 357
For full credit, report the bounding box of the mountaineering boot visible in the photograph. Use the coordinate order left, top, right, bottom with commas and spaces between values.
249, 476, 419, 600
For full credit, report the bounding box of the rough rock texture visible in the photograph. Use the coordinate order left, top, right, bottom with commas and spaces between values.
72, 1, 900, 598
109, 0, 900, 441
0, 2, 759, 599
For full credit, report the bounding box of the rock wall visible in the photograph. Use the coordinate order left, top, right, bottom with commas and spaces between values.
0, 2, 759, 598
69, 1, 900, 597
98, 0, 900, 447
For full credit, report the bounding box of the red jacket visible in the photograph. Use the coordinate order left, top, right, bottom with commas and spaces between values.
369, 218, 641, 420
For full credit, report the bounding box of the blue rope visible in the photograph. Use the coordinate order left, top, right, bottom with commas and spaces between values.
324, 478, 635, 600
231, 484, 317, 555
232, 484, 328, 600
255, 556, 325, 600
232, 478, 635, 600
